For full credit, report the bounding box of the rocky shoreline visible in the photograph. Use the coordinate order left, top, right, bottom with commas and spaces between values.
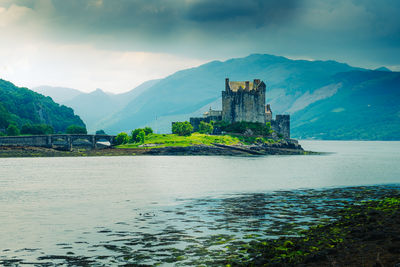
0, 139, 314, 157
225, 193, 400, 266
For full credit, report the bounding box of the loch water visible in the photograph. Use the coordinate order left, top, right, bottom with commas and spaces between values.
0, 141, 399, 265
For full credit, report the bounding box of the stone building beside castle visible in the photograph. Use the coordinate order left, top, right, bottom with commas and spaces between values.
189, 78, 290, 139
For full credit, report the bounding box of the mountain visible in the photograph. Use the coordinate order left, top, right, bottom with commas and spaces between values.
374, 67, 392, 72
0, 79, 85, 132
99, 54, 357, 132
29, 54, 399, 140
35, 79, 160, 133
32, 85, 83, 103
291, 70, 400, 140
61, 88, 117, 133
99, 54, 399, 140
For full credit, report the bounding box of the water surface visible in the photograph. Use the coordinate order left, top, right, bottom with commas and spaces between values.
1, 141, 399, 265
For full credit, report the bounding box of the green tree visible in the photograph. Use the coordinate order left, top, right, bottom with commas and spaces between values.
95, 129, 106, 135
143, 127, 153, 135
138, 129, 146, 144
198, 121, 213, 134
6, 124, 20, 136
21, 124, 54, 135
115, 132, 129, 145
131, 127, 152, 143
66, 125, 87, 134
172, 121, 193, 136
131, 128, 142, 143
0, 103, 11, 128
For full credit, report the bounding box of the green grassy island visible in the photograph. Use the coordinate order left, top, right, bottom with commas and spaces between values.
0, 123, 310, 157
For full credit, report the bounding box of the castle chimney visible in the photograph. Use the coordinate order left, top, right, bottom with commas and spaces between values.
254, 79, 260, 84
225, 78, 230, 91
245, 81, 250, 90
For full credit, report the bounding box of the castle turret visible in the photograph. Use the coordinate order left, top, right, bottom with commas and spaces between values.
225, 78, 230, 91
265, 104, 272, 121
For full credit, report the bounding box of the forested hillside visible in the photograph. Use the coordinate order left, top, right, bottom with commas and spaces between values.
0, 79, 85, 133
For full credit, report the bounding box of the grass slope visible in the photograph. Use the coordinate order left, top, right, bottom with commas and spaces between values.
117, 133, 241, 148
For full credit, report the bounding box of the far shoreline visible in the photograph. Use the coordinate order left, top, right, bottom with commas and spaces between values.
0, 143, 319, 158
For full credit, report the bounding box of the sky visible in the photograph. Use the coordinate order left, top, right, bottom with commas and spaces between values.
0, 0, 399, 93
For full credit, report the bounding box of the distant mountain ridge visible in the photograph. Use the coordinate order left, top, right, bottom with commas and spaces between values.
0, 79, 85, 133
100, 54, 398, 140
33, 79, 161, 132
32, 54, 400, 140
291, 70, 400, 140
98, 54, 358, 131
32, 85, 83, 103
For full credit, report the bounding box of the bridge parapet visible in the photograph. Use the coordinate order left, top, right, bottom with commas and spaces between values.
0, 134, 116, 150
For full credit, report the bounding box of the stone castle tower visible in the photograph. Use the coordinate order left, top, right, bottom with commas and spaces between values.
222, 78, 267, 123
189, 78, 290, 139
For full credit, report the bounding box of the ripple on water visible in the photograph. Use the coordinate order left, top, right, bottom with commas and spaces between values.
1, 184, 399, 266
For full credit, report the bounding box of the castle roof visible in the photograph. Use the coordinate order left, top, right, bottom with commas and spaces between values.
229, 81, 251, 91
228, 80, 263, 92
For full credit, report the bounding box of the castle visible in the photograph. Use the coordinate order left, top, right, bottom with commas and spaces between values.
190, 78, 290, 139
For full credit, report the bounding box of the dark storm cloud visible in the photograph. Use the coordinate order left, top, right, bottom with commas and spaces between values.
38, 0, 299, 39
185, 0, 297, 24
8, 0, 400, 67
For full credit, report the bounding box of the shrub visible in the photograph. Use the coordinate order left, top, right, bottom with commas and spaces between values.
21, 123, 54, 135
6, 124, 20, 136
66, 125, 87, 134
198, 121, 213, 134
95, 129, 106, 135
115, 132, 129, 145
172, 121, 193, 136
215, 121, 272, 136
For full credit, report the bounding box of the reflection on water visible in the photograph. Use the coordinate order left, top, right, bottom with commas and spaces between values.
1, 185, 399, 266
0, 141, 400, 265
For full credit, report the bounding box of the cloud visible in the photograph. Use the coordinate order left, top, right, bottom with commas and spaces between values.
5, 0, 396, 60
0, 0, 399, 93
0, 41, 205, 93
5, 0, 301, 52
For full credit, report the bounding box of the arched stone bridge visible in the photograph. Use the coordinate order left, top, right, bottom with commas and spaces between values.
0, 134, 116, 150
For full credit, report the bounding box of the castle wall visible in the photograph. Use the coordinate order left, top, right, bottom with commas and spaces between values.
271, 115, 290, 139
189, 116, 221, 132
265, 113, 272, 122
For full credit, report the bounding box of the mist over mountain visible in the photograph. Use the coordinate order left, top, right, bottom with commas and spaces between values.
98, 54, 398, 140
34, 79, 161, 133
30, 54, 399, 140
32, 86, 83, 103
